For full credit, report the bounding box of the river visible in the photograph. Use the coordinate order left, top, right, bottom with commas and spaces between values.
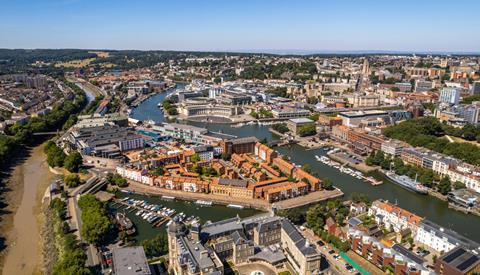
0, 83, 96, 274
1, 145, 55, 275
130, 86, 480, 243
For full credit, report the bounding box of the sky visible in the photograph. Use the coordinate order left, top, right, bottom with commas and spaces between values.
1, 0, 480, 53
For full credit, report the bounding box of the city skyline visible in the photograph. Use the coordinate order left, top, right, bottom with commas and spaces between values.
2, 0, 480, 53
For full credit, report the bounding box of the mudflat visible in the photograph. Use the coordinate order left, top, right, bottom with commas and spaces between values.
1, 145, 53, 275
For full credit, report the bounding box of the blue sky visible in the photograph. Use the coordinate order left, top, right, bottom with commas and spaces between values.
1, 0, 479, 53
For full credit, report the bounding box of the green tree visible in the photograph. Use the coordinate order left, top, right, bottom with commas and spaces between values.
350, 192, 371, 204
437, 176, 452, 195
64, 174, 82, 188
152, 166, 164, 176
271, 123, 289, 134
302, 163, 312, 173
141, 234, 169, 258
44, 141, 66, 167
64, 152, 83, 172
190, 153, 201, 163
298, 124, 316, 137
78, 195, 111, 245
453, 181, 466, 190
306, 204, 325, 231
322, 178, 334, 190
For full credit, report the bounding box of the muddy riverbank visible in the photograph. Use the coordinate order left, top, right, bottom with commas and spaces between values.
1, 145, 55, 275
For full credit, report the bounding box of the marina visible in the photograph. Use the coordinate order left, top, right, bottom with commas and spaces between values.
315, 154, 382, 186
129, 85, 480, 243
109, 192, 262, 242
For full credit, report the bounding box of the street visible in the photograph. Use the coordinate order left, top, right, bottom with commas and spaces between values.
302, 228, 356, 275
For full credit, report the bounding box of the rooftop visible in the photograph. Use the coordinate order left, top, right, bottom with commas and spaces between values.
288, 118, 314, 124
112, 246, 151, 275
439, 246, 480, 273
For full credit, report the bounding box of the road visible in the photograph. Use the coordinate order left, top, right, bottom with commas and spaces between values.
302, 228, 355, 275
68, 170, 107, 267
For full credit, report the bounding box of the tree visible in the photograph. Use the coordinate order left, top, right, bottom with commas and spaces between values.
44, 141, 66, 167
272, 123, 289, 134
141, 234, 169, 258
276, 209, 305, 225
298, 124, 316, 137
350, 192, 371, 204
322, 178, 334, 190
152, 166, 164, 176
64, 152, 83, 173
306, 204, 325, 231
106, 173, 128, 187
190, 153, 201, 163
302, 164, 312, 173
453, 181, 466, 190
64, 174, 82, 188
78, 195, 112, 245
437, 176, 452, 195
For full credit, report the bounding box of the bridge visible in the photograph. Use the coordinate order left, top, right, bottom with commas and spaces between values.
77, 176, 108, 195
33, 130, 65, 136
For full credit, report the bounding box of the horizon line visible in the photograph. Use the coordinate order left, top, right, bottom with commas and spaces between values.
1, 47, 480, 56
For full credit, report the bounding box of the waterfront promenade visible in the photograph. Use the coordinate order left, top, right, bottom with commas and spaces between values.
125, 181, 343, 210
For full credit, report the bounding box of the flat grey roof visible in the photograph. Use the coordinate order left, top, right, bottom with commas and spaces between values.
288, 118, 314, 124
112, 246, 151, 275
230, 136, 258, 145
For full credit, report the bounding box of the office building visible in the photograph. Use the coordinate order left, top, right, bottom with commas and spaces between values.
472, 81, 480, 95
338, 110, 389, 128
286, 118, 315, 135
271, 108, 310, 119
415, 80, 434, 92
439, 87, 461, 105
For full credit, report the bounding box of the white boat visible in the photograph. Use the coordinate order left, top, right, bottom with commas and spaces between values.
227, 204, 244, 209
195, 200, 213, 206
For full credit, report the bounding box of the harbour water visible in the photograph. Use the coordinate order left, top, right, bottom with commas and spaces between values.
111, 192, 262, 242
130, 86, 480, 242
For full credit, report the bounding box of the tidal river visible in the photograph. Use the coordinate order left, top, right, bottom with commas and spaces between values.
131, 86, 480, 242
1, 145, 54, 275
1, 84, 94, 274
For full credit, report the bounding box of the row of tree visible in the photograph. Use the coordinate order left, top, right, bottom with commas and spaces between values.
49, 198, 91, 275
366, 150, 456, 195
383, 117, 480, 165
44, 141, 83, 173
78, 195, 113, 245
162, 99, 178, 115
271, 123, 289, 134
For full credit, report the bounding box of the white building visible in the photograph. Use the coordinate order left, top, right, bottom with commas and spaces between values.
439, 87, 460, 105
381, 140, 404, 157
368, 200, 423, 233
414, 219, 480, 254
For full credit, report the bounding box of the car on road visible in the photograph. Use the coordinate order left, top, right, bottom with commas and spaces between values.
317, 240, 325, 246
328, 249, 335, 254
